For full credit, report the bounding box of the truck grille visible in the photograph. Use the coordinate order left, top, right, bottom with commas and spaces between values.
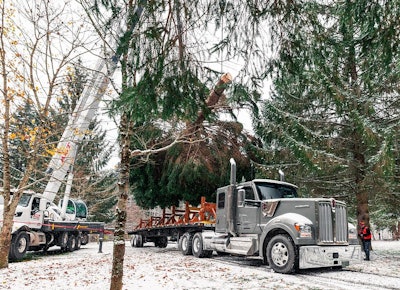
318, 201, 348, 244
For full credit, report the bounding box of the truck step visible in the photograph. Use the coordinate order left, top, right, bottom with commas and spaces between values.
226, 237, 258, 256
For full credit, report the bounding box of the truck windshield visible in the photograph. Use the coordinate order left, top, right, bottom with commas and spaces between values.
18, 194, 32, 207
255, 182, 297, 200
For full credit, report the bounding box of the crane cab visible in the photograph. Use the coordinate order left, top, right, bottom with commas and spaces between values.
59, 199, 88, 221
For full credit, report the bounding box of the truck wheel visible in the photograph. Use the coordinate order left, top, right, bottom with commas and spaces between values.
59, 232, 69, 250
9, 231, 29, 261
179, 232, 193, 255
136, 234, 144, 247
192, 232, 212, 258
131, 234, 143, 247
266, 234, 297, 274
81, 233, 89, 245
67, 235, 76, 252
130, 235, 137, 247
75, 236, 82, 250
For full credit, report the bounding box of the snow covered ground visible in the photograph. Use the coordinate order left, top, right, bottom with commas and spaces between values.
1, 240, 400, 290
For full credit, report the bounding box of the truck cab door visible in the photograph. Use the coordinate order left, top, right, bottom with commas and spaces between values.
29, 197, 44, 228
236, 187, 261, 234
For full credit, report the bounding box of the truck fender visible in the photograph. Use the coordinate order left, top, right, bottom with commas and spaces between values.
260, 213, 313, 255
11, 223, 31, 235
12, 227, 41, 248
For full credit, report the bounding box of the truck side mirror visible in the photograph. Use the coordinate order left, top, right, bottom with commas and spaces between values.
238, 189, 245, 207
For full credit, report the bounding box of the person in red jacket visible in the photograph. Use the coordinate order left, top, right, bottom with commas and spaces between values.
359, 220, 372, 261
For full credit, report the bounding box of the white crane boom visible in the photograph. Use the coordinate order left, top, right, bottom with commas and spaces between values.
42, 3, 145, 218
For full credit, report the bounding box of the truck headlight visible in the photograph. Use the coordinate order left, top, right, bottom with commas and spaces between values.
348, 227, 357, 240
294, 223, 312, 238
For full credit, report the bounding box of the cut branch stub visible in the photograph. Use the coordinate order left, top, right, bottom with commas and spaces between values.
194, 72, 232, 126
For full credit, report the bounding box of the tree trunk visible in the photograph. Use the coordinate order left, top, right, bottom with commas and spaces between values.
110, 113, 131, 290
353, 137, 369, 224
0, 216, 13, 268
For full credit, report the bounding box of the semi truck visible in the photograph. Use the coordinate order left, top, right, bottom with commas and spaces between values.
129, 159, 362, 274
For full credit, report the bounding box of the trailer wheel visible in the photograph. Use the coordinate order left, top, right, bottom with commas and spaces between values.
130, 235, 136, 247
192, 232, 212, 258
9, 231, 29, 261
131, 234, 142, 247
179, 232, 193, 255
67, 234, 76, 252
155, 236, 168, 248
266, 234, 297, 274
136, 234, 144, 247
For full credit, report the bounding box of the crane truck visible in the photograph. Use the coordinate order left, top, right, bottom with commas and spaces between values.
129, 159, 362, 274
0, 0, 146, 262
0, 43, 113, 260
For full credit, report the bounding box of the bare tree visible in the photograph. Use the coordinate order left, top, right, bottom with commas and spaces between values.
0, 0, 99, 268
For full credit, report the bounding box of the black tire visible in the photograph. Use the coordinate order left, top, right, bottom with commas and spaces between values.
130, 235, 137, 247
131, 234, 143, 248
192, 232, 212, 258
59, 232, 69, 250
155, 236, 168, 248
81, 233, 89, 245
266, 234, 297, 274
179, 232, 193, 255
9, 231, 29, 261
136, 234, 143, 247
67, 235, 76, 252
75, 236, 82, 250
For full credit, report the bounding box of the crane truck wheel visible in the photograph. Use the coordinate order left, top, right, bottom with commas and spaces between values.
59, 232, 69, 251
9, 231, 29, 261
67, 234, 77, 252
75, 235, 82, 250
81, 232, 89, 245
266, 234, 297, 274
192, 232, 212, 258
179, 232, 193, 255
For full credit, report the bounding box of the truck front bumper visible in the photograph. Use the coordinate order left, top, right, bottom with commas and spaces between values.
299, 244, 362, 269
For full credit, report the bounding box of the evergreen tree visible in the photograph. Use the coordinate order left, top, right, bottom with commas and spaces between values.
95, 0, 265, 209
257, 1, 400, 224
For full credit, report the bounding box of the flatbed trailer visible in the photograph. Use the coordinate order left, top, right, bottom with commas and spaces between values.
128, 197, 215, 248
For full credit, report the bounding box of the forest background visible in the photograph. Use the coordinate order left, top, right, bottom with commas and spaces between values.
0, 0, 399, 277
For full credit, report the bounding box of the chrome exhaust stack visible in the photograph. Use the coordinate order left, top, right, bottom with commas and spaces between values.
227, 158, 237, 236
279, 169, 285, 182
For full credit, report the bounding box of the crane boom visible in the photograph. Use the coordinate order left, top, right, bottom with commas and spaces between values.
43, 56, 118, 203
42, 3, 145, 215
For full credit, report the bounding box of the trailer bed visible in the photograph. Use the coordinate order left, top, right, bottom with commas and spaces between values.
128, 197, 216, 246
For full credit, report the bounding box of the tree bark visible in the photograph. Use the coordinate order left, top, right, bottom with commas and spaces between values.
109, 114, 131, 290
